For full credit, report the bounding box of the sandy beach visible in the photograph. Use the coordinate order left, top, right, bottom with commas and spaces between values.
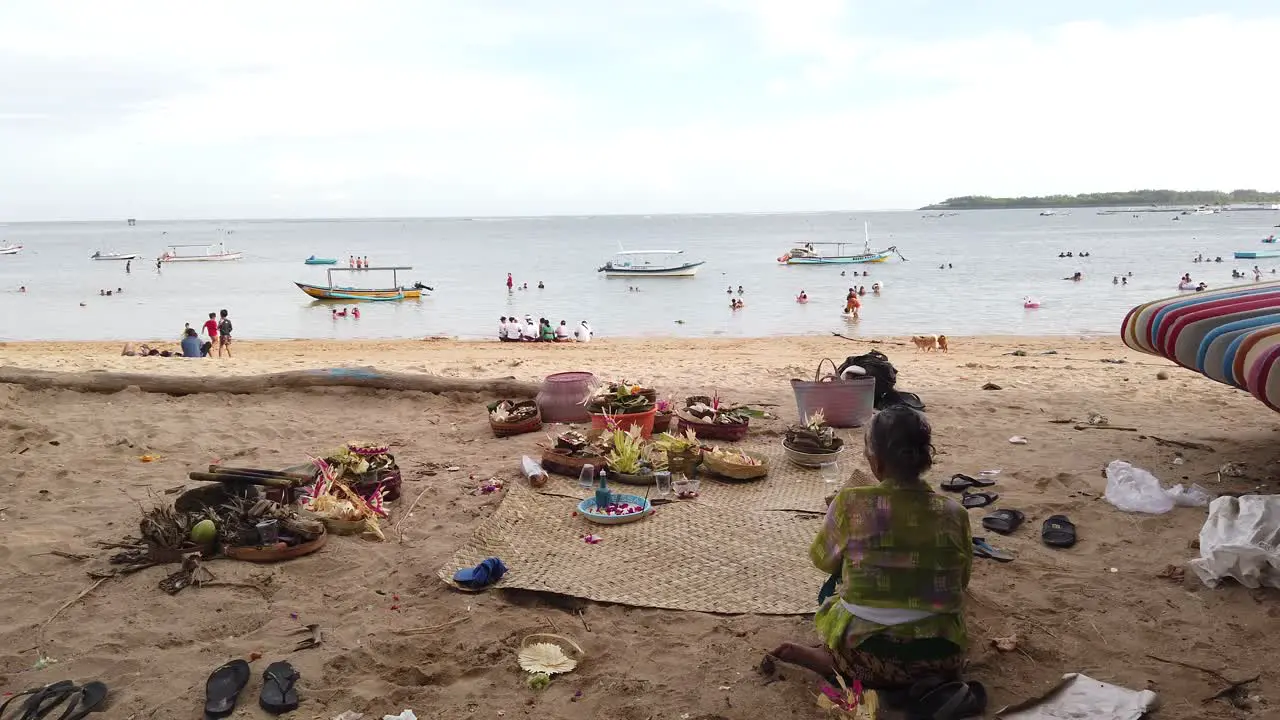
0, 335, 1275, 719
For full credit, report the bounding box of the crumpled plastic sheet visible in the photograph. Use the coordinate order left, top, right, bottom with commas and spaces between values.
998, 673, 1157, 720
1190, 494, 1280, 589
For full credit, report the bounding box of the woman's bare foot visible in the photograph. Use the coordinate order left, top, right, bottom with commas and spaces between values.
767, 642, 837, 678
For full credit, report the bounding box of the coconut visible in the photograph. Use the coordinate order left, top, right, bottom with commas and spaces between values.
190, 518, 217, 544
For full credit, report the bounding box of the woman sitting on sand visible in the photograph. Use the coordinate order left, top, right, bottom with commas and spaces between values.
769, 406, 971, 689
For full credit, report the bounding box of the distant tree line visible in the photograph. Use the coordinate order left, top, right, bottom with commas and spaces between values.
920, 189, 1280, 210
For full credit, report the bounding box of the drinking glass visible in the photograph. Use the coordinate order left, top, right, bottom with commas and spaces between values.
655, 471, 672, 498
820, 461, 843, 485
577, 464, 596, 491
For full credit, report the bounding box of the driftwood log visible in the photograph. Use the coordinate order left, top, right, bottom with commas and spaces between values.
0, 366, 540, 398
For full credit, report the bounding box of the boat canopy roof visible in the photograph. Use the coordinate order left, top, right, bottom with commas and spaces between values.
614, 250, 684, 256
329, 266, 413, 271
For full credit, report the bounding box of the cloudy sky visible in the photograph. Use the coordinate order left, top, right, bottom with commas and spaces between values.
2, 1, 1277, 220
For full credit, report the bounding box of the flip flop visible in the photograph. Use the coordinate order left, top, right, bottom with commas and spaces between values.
972, 537, 1014, 562
960, 491, 999, 509
204, 659, 250, 718
452, 557, 508, 590
940, 474, 994, 492
981, 509, 1025, 534
54, 681, 107, 720
0, 681, 73, 720
907, 680, 973, 720
259, 661, 300, 715
18, 681, 79, 720
1043, 515, 1077, 548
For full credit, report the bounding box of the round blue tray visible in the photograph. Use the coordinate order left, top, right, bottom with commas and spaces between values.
577, 493, 653, 525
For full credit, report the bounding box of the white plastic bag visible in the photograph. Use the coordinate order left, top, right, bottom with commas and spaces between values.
1104, 461, 1175, 514
1189, 495, 1280, 589
1166, 483, 1212, 508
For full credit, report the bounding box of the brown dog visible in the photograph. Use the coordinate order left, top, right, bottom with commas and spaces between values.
937, 335, 949, 353
911, 335, 938, 352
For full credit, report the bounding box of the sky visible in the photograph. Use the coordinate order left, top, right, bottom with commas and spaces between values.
2, 1, 1278, 220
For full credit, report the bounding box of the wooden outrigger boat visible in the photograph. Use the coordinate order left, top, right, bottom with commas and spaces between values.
777, 222, 906, 265
158, 242, 242, 263
0, 244, 22, 256
295, 266, 431, 301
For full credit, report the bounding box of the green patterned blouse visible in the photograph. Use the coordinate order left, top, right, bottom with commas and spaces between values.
811, 478, 972, 652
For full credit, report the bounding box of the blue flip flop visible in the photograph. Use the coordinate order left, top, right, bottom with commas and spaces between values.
972, 537, 1014, 562
453, 557, 508, 590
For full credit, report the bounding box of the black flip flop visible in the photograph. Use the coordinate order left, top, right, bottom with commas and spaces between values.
972, 537, 1014, 562
0, 681, 73, 720
907, 680, 971, 720
1042, 514, 1077, 548
940, 474, 996, 492
960, 491, 999, 509
54, 682, 107, 720
981, 508, 1025, 534
204, 659, 250, 718
15, 681, 78, 720
259, 661, 300, 715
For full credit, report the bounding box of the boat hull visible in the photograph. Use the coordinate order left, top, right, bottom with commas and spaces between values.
304, 258, 338, 265
1235, 250, 1280, 259
92, 253, 139, 261
0, 245, 22, 255
295, 282, 422, 300
782, 252, 893, 265
600, 261, 704, 277
160, 252, 243, 263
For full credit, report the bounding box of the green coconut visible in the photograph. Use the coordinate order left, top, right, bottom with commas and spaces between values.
190, 519, 217, 544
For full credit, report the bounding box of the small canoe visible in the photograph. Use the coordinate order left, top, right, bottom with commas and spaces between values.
304, 257, 338, 265
1235, 250, 1280, 259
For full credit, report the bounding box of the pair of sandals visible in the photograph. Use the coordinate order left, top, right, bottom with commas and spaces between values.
940, 474, 999, 509
205, 659, 299, 717
0, 680, 107, 720
981, 509, 1077, 547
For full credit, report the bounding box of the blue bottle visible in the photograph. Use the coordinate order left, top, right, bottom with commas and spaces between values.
594, 470, 613, 511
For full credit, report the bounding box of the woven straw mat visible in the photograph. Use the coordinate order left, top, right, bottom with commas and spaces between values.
438, 483, 826, 614
535, 446, 852, 514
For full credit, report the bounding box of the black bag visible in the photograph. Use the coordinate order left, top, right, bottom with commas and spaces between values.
837, 351, 925, 411
218, 318, 233, 335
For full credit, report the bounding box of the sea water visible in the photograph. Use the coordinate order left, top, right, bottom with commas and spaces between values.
1, 209, 1277, 341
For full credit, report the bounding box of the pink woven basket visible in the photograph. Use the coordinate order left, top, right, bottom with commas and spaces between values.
790, 358, 876, 428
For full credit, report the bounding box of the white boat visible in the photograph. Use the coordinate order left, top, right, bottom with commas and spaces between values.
0, 244, 22, 255
1039, 210, 1058, 216
1193, 207, 1217, 215
158, 242, 243, 263
91, 250, 139, 261
598, 250, 704, 277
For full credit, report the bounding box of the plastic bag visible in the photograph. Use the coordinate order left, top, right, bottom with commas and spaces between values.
1189, 495, 1280, 588
521, 455, 548, 488
1105, 461, 1174, 514
1166, 483, 1212, 508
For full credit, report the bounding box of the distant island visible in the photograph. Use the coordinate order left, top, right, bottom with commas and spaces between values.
920, 189, 1280, 210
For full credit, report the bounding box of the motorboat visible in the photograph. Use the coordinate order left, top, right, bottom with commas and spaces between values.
304, 256, 338, 265
91, 250, 140, 261
295, 266, 431, 300
0, 244, 22, 255
1235, 250, 1280, 259
158, 242, 242, 263
598, 250, 704, 277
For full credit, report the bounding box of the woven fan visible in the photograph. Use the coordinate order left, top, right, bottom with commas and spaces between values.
518, 633, 584, 675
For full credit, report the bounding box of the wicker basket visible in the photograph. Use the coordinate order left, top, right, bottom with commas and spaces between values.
675, 408, 751, 441
488, 400, 544, 438
782, 441, 845, 468
653, 411, 675, 435
541, 449, 605, 478
665, 448, 702, 476
702, 450, 770, 481
791, 358, 876, 428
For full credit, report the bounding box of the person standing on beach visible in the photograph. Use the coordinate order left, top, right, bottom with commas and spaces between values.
507, 273, 514, 291
201, 312, 219, 348
217, 309, 233, 358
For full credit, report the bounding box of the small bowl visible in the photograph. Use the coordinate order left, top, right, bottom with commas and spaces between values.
577, 493, 653, 525
782, 442, 845, 468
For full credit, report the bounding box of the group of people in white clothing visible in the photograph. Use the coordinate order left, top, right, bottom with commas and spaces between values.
499, 315, 593, 343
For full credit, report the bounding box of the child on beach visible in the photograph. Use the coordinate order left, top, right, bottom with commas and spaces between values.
217, 309, 233, 358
